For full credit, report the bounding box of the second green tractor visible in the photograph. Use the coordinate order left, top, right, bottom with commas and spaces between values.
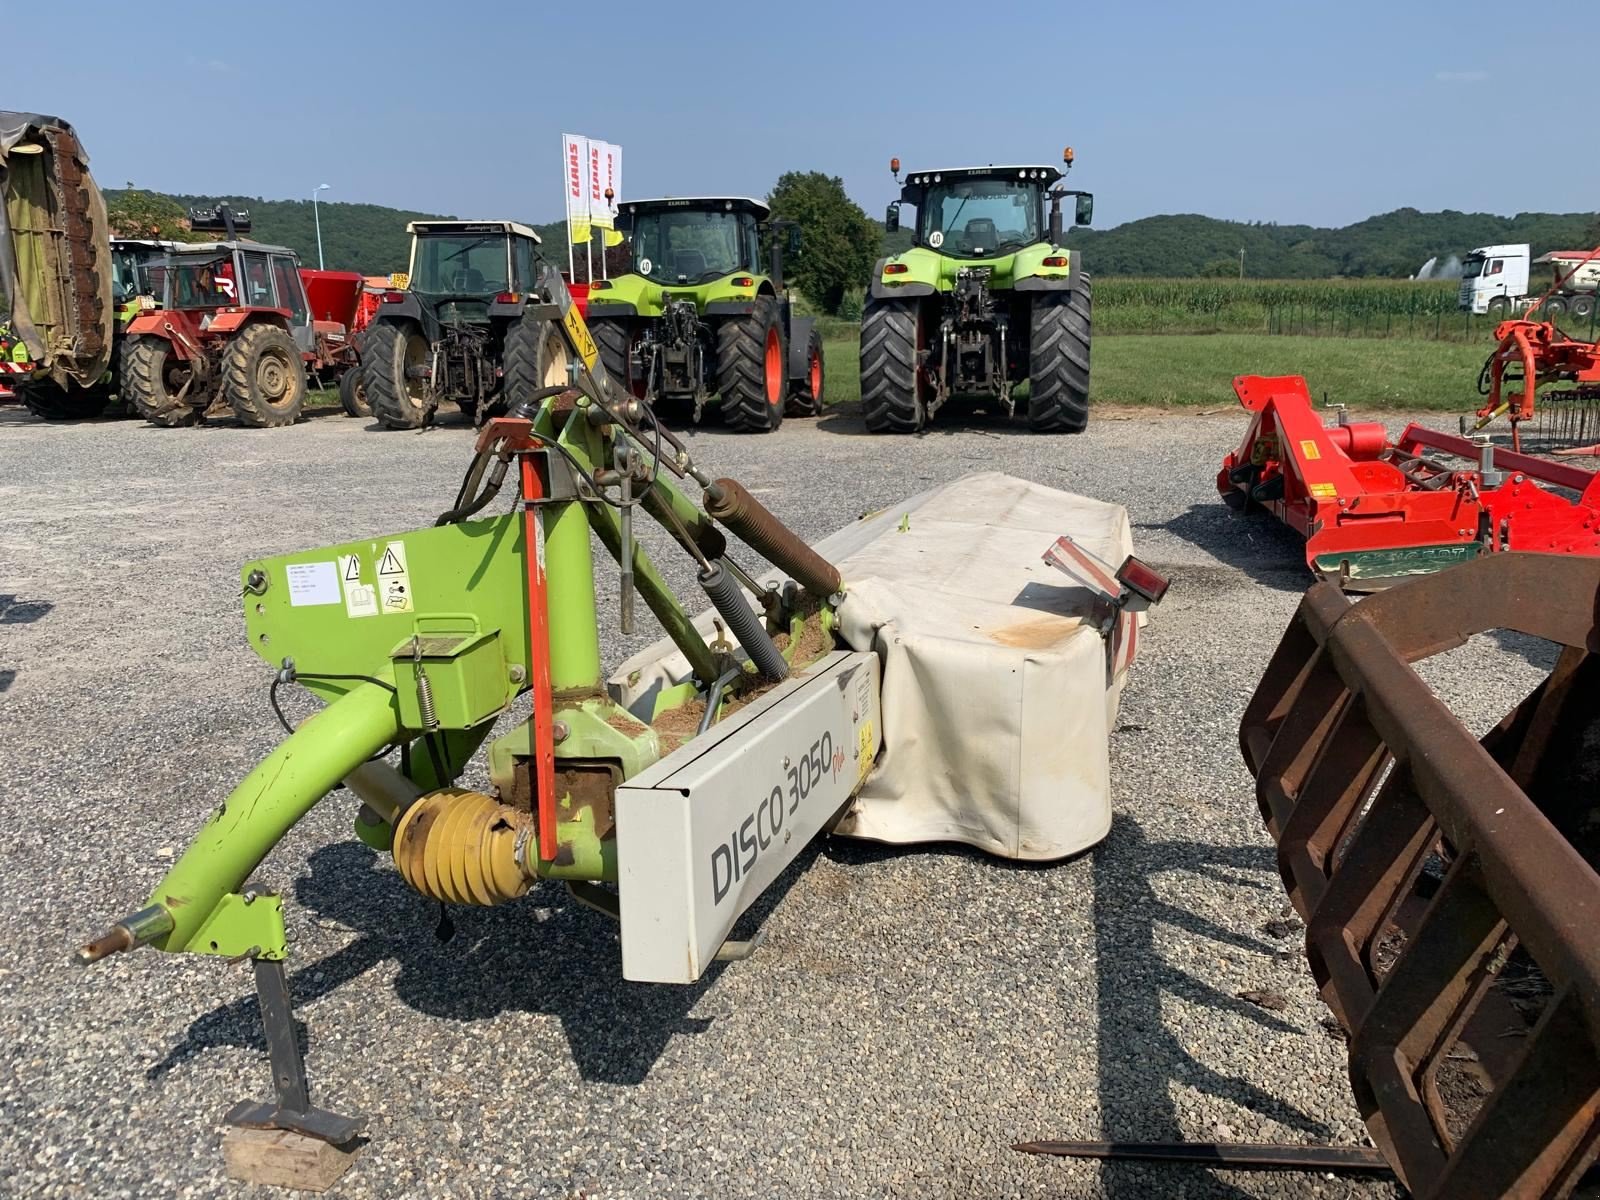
862, 151, 1095, 433
584, 197, 824, 433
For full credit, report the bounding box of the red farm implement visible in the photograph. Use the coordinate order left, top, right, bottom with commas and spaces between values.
1469, 319, 1600, 451
1218, 374, 1600, 585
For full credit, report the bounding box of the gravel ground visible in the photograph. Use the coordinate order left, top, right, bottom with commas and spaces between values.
0, 400, 1560, 1199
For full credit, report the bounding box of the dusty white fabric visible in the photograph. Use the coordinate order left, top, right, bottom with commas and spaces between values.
609, 472, 1137, 862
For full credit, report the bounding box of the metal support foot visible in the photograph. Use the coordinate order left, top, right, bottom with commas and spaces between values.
224, 958, 366, 1146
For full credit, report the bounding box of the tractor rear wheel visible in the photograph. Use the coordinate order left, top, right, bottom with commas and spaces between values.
859, 296, 923, 433
224, 324, 308, 427
16, 377, 111, 421
123, 335, 199, 427
591, 317, 643, 397
785, 324, 825, 417
716, 295, 786, 433
366, 321, 435, 429
339, 366, 371, 417
1027, 278, 1091, 434
503, 314, 570, 416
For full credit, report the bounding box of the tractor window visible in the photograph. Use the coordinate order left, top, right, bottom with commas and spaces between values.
1462, 255, 1487, 279
512, 237, 537, 291
918, 179, 1042, 258
744, 220, 762, 274
111, 246, 155, 302
170, 255, 239, 307
271, 257, 308, 324
630, 210, 744, 283
412, 235, 512, 296
240, 252, 276, 308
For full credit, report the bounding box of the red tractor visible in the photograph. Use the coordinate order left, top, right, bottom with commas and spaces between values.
121, 207, 363, 428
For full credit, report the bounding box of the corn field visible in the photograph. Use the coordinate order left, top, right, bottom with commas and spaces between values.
820, 277, 1600, 344
1092, 277, 1514, 341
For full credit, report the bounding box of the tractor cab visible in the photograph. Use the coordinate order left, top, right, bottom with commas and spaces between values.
886, 160, 1094, 256
148, 242, 313, 338
615, 197, 770, 286
405, 221, 544, 323
109, 239, 173, 307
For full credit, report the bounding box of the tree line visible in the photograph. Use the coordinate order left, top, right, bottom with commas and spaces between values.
102, 184, 1598, 316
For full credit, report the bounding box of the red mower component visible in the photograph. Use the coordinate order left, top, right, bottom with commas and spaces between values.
1219, 374, 1600, 585
1470, 318, 1600, 450
0, 360, 32, 402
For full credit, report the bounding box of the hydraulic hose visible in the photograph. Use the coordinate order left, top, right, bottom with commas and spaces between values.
698, 559, 788, 681
434, 385, 572, 527
703, 477, 842, 598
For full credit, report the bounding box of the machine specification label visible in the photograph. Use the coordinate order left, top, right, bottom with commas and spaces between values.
376, 542, 414, 613
285, 561, 340, 607
338, 555, 379, 618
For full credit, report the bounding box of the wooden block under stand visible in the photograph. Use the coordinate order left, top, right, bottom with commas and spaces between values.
222, 1126, 362, 1193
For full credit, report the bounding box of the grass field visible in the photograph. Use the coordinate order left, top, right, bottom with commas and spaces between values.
817, 332, 1488, 412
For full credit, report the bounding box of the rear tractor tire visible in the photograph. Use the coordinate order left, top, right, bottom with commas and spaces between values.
1027, 277, 1091, 434
716, 295, 786, 433
224, 324, 308, 428
123, 335, 200, 427
785, 324, 825, 417
339, 365, 371, 417
502, 314, 571, 418
859, 296, 924, 433
590, 316, 643, 397
16, 377, 111, 421
366, 321, 436, 430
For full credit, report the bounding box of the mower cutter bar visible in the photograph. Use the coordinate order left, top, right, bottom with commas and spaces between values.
1241, 552, 1600, 1199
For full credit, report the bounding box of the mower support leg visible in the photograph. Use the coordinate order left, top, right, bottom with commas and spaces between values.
225, 958, 365, 1145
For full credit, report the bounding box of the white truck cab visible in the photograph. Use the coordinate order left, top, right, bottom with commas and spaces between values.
1459, 244, 1530, 314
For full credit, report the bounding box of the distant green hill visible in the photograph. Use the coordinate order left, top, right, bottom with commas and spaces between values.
1052, 208, 1600, 278
102, 190, 571, 275
101, 189, 1597, 281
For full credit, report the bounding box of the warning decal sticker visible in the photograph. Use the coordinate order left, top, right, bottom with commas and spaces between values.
338, 554, 378, 619
377, 541, 414, 613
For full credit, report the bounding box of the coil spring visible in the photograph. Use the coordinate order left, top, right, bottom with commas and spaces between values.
704, 478, 842, 597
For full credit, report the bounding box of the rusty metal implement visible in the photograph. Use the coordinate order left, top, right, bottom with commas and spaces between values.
1241, 551, 1600, 1199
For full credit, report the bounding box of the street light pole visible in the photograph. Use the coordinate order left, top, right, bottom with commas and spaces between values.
313, 183, 331, 269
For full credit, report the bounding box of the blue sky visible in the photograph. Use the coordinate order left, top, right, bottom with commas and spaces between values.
10, 0, 1592, 229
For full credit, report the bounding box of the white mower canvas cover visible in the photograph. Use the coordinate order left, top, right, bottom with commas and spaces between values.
610, 472, 1139, 862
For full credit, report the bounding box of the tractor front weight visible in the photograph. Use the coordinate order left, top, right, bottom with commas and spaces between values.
74, 270, 860, 1146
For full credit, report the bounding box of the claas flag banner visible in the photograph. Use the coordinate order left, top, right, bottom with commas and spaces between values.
591, 141, 623, 247
563, 133, 591, 246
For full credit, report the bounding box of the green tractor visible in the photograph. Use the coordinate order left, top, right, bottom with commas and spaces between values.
363, 220, 571, 429
584, 197, 824, 433
861, 151, 1094, 433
